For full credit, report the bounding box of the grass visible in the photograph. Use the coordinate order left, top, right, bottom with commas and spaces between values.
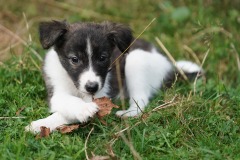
0, 0, 240, 159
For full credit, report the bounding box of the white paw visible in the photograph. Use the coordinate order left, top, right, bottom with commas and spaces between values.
25, 119, 48, 133
25, 112, 68, 134
74, 102, 99, 122
116, 109, 142, 118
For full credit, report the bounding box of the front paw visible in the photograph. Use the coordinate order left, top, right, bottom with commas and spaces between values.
75, 102, 99, 122
25, 119, 46, 133
25, 112, 68, 134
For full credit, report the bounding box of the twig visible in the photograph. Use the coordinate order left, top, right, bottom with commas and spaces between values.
114, 121, 142, 137
85, 127, 94, 160
116, 58, 133, 148
193, 48, 210, 94
116, 60, 125, 108
116, 59, 134, 150
119, 132, 142, 160
114, 19, 157, 143
133, 99, 144, 115
23, 12, 32, 43
153, 102, 179, 112
29, 54, 41, 71
187, 90, 193, 101
231, 43, 240, 71
0, 117, 26, 119
110, 18, 156, 68
155, 37, 189, 81
151, 96, 178, 112
109, 121, 142, 150
0, 24, 43, 61
109, 119, 143, 160
113, 20, 157, 150
114, 126, 130, 136
183, 45, 201, 65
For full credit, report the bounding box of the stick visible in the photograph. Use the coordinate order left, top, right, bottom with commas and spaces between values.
151, 96, 177, 112
0, 117, 26, 119
183, 45, 201, 65
110, 18, 156, 68
23, 12, 32, 43
231, 43, 240, 71
119, 132, 142, 160
155, 37, 189, 81
85, 127, 94, 160
193, 48, 210, 94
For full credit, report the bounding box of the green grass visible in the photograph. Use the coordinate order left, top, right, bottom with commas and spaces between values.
1, 0, 240, 159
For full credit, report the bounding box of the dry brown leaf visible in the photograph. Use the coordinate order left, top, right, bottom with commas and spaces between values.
35, 126, 50, 139
94, 97, 119, 118
56, 124, 80, 134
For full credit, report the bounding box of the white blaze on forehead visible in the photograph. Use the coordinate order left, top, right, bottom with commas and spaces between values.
79, 38, 102, 94
86, 38, 93, 66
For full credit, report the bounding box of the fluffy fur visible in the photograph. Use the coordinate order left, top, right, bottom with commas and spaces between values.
25, 20, 202, 133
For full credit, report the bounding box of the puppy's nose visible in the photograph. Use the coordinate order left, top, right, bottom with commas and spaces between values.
85, 81, 99, 94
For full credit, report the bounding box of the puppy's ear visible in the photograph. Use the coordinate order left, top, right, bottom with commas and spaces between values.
39, 20, 68, 49
104, 22, 133, 53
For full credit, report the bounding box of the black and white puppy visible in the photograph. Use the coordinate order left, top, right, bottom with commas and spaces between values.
26, 20, 202, 133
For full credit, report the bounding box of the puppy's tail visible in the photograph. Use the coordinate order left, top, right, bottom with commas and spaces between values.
175, 60, 203, 80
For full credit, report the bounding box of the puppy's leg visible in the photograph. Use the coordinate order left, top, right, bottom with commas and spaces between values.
116, 49, 172, 117
50, 93, 99, 123
26, 93, 98, 133
115, 61, 151, 117
25, 112, 68, 133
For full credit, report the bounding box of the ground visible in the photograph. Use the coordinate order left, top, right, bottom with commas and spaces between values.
0, 0, 240, 159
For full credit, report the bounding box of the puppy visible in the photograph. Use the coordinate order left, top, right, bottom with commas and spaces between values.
25, 20, 202, 133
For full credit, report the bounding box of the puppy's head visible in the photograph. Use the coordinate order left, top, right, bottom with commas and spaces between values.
39, 20, 132, 95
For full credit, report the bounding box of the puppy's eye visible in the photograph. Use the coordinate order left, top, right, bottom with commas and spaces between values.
99, 55, 107, 62
70, 57, 79, 64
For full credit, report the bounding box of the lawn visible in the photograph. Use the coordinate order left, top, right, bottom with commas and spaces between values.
0, 0, 240, 159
